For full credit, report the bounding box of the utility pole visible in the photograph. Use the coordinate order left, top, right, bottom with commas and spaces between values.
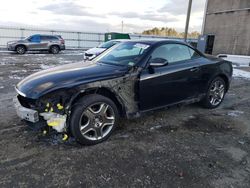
184, 0, 193, 41
201, 0, 208, 35
121, 20, 124, 33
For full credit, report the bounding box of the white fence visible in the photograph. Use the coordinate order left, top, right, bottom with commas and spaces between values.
0, 26, 197, 49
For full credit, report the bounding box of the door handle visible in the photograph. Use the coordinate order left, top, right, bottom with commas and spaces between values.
190, 67, 199, 72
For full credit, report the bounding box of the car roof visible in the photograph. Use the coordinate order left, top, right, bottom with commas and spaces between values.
31, 34, 60, 37
120, 39, 188, 45
109, 39, 130, 42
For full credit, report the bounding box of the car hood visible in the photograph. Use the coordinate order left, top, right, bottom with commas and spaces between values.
7, 40, 24, 44
85, 47, 106, 55
16, 61, 128, 99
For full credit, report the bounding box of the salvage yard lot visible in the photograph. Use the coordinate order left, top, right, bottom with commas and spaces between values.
1, 51, 250, 187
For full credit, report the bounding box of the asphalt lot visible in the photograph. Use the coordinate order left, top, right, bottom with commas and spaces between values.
0, 51, 250, 187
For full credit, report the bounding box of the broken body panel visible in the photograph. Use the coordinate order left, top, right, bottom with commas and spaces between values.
15, 62, 141, 133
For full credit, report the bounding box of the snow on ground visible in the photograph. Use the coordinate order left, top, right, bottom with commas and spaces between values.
218, 54, 250, 80
233, 68, 250, 80
61, 51, 84, 56
0, 62, 7, 65
40, 64, 56, 70
8, 75, 25, 80
218, 54, 250, 67
227, 110, 244, 117
11, 70, 27, 73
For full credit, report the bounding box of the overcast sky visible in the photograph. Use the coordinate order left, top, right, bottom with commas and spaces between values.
0, 0, 206, 33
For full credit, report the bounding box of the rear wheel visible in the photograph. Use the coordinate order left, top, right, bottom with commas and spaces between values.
50, 45, 60, 54
16, 45, 26, 54
70, 94, 119, 145
201, 77, 226, 109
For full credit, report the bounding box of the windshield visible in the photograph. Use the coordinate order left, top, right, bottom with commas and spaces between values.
98, 41, 120, 48
94, 42, 151, 67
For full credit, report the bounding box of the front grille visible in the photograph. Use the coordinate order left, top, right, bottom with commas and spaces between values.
17, 95, 37, 108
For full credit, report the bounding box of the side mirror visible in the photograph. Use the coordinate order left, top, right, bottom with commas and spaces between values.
149, 58, 168, 67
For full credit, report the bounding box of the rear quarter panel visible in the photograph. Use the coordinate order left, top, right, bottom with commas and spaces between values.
199, 56, 232, 93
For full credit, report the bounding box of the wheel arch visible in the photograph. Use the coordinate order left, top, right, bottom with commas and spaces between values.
216, 74, 230, 92
49, 44, 60, 50
70, 87, 126, 117
15, 44, 27, 51
205, 72, 230, 93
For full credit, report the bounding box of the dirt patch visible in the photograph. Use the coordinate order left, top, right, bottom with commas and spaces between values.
183, 115, 233, 133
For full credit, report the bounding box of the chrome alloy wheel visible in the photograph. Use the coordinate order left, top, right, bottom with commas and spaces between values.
51, 46, 59, 54
79, 103, 115, 141
209, 80, 225, 106
17, 46, 25, 54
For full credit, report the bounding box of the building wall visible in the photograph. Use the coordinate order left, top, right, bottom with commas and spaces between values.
203, 0, 250, 55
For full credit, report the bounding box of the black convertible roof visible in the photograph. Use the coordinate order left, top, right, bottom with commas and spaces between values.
123, 39, 188, 45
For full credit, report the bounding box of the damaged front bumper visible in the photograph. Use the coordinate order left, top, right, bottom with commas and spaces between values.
13, 97, 39, 123
13, 96, 67, 133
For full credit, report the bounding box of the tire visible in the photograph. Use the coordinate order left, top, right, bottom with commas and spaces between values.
70, 94, 119, 145
201, 77, 226, 109
16, 45, 26, 54
50, 45, 60, 54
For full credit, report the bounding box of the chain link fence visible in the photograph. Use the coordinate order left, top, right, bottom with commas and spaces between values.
0, 26, 197, 49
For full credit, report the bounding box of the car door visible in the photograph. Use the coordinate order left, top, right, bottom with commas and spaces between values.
28, 35, 41, 50
139, 43, 202, 110
39, 36, 50, 50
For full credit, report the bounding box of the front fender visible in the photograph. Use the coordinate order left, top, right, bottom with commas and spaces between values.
66, 73, 140, 118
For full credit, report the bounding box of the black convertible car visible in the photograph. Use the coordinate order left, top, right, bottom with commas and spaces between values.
14, 40, 233, 145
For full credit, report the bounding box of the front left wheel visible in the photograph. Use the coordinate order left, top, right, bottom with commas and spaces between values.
16, 45, 26, 54
70, 94, 119, 145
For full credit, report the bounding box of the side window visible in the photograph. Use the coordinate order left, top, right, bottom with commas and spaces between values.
49, 36, 58, 41
188, 48, 201, 59
151, 44, 192, 64
41, 36, 58, 41
29, 35, 41, 42
40, 36, 48, 41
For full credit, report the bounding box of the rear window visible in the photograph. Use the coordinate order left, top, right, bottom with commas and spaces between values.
41, 36, 58, 41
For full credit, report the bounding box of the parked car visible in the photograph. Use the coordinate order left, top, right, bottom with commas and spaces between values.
7, 34, 65, 54
83, 39, 129, 60
14, 40, 232, 145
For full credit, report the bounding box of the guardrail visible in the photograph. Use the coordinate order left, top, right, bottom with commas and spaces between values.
0, 26, 197, 49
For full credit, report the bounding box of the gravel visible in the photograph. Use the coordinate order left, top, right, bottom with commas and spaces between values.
1, 51, 250, 187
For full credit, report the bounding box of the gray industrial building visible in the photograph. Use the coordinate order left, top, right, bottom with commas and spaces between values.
202, 0, 250, 55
